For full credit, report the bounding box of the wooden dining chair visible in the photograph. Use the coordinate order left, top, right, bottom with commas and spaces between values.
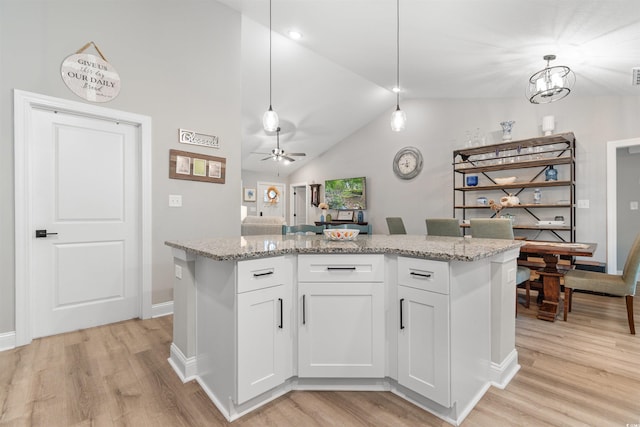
327, 223, 372, 234
425, 218, 461, 237
282, 224, 325, 235
386, 217, 406, 234
563, 231, 640, 334
470, 219, 532, 313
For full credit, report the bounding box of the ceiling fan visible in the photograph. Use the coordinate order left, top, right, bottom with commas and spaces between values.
256, 127, 306, 163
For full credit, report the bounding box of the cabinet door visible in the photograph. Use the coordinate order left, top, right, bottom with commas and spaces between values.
237, 285, 290, 404
398, 285, 450, 406
298, 282, 384, 378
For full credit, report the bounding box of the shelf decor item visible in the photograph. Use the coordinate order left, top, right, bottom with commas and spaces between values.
466, 175, 478, 186
500, 121, 515, 141
542, 115, 555, 136
545, 165, 558, 181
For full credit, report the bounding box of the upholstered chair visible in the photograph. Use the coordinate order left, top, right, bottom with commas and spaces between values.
470, 218, 532, 312
425, 218, 461, 237
386, 217, 407, 234
282, 224, 325, 235
563, 231, 640, 334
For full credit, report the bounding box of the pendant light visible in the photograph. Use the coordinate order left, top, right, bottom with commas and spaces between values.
262, 0, 279, 132
526, 54, 575, 104
390, 0, 406, 132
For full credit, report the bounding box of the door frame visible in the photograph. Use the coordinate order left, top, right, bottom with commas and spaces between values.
606, 136, 640, 274
14, 90, 153, 346
256, 181, 286, 218
289, 182, 309, 225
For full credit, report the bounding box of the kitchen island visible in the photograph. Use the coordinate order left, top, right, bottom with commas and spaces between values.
165, 234, 522, 426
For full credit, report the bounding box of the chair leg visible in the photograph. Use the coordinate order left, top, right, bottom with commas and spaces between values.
568, 288, 572, 312
626, 295, 635, 335
563, 287, 571, 322
524, 281, 530, 309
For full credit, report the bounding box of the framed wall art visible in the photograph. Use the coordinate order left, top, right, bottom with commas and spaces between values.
169, 149, 226, 184
243, 188, 256, 202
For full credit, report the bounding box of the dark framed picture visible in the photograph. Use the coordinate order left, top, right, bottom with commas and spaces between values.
310, 184, 320, 207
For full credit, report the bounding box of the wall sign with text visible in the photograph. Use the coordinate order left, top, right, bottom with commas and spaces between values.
60, 42, 121, 103
179, 128, 220, 149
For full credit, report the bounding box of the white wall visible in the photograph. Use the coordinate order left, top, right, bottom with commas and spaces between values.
289, 95, 640, 263
0, 0, 242, 333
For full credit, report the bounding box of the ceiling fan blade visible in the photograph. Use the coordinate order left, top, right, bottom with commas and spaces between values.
251, 151, 270, 155
282, 156, 296, 162
261, 155, 274, 161
288, 153, 306, 156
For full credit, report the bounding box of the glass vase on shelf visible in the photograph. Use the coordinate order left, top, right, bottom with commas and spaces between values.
545, 165, 558, 181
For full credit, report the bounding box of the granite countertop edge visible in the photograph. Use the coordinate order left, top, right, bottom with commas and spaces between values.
165, 235, 522, 262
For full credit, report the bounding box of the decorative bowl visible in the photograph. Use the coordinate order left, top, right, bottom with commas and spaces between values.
323, 229, 360, 241
494, 176, 517, 185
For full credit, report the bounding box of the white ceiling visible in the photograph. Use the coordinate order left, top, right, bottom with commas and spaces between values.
219, 0, 640, 176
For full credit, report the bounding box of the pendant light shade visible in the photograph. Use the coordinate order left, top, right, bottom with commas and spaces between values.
391, 106, 406, 132
263, 0, 279, 132
390, 0, 406, 132
263, 106, 279, 132
527, 55, 575, 104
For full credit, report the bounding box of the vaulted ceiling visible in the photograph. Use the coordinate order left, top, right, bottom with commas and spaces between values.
218, 0, 640, 176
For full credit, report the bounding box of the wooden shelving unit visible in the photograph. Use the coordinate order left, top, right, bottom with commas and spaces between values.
453, 132, 576, 242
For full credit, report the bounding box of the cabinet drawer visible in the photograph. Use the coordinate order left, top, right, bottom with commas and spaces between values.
237, 256, 286, 293
398, 257, 449, 294
298, 254, 384, 283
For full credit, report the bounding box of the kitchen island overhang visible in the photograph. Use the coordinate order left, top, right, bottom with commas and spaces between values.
166, 234, 522, 426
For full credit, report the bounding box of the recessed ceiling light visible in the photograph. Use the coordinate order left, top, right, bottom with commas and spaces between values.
288, 30, 303, 40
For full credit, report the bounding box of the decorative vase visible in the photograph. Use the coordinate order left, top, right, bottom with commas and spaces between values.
357, 210, 364, 223
500, 120, 515, 141
326, 213, 332, 222
466, 175, 478, 186
545, 165, 558, 181
321, 210, 327, 222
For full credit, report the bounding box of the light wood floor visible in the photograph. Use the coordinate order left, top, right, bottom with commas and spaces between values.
1, 291, 639, 426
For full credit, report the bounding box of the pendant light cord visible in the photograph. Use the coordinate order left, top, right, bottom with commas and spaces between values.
396, 0, 400, 107
269, 0, 273, 108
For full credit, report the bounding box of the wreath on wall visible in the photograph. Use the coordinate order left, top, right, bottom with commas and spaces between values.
266, 186, 280, 204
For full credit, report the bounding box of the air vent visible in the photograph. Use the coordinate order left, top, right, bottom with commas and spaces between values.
633, 68, 640, 86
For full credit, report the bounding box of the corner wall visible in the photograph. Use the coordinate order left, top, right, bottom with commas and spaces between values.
0, 0, 242, 334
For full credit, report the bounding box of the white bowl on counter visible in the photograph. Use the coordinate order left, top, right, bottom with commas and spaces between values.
323, 229, 360, 241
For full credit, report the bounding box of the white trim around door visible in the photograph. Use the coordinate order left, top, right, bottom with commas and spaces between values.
13, 90, 153, 347
606, 137, 640, 275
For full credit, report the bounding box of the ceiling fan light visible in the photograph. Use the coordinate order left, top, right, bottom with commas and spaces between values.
391, 106, 407, 132
263, 106, 279, 132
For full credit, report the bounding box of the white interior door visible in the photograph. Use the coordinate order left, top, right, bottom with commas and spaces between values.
291, 185, 307, 225
30, 108, 140, 338
257, 181, 286, 218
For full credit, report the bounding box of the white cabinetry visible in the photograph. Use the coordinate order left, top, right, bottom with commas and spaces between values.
397, 257, 451, 406
196, 255, 293, 409
396, 256, 491, 410
298, 254, 385, 378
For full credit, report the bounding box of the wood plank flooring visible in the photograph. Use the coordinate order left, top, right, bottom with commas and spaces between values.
1, 291, 639, 426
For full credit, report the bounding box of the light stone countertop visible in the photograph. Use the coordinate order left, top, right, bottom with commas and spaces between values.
165, 234, 523, 262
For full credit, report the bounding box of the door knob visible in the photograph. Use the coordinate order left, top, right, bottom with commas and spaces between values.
35, 229, 58, 238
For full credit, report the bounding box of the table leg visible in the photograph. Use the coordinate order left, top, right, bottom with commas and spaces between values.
537, 270, 564, 321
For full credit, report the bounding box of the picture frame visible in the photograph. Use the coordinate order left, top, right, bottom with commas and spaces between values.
169, 149, 226, 184
337, 210, 354, 221
244, 188, 256, 202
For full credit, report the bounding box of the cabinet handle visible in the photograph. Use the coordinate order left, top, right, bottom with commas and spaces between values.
326, 266, 357, 271
253, 270, 274, 277
278, 298, 283, 329
400, 298, 405, 330
302, 295, 306, 325
410, 271, 432, 279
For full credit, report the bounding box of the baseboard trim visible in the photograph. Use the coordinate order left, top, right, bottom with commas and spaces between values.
152, 301, 173, 318
489, 349, 520, 389
168, 343, 197, 383
0, 331, 16, 352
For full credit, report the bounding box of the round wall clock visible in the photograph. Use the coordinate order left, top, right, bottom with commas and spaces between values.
393, 146, 423, 180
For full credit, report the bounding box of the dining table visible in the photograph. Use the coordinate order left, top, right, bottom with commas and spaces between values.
519, 240, 598, 321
